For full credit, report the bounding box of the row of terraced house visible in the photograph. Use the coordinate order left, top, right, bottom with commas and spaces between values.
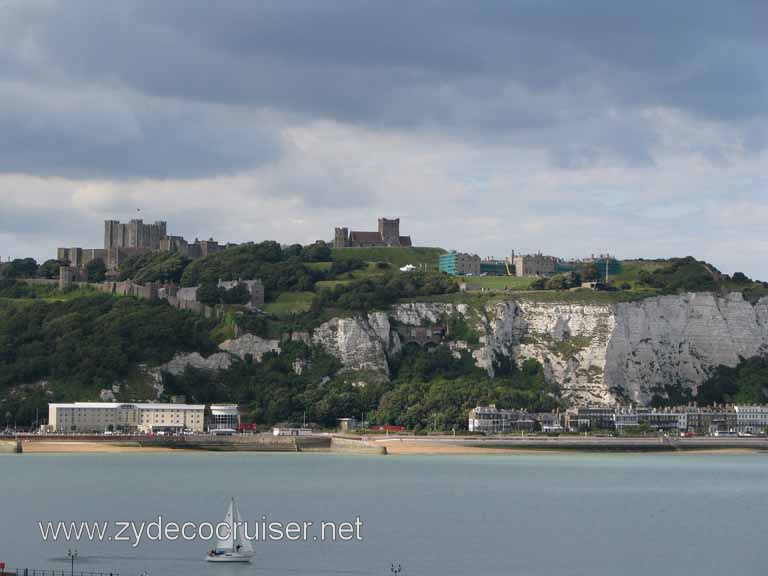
469, 405, 768, 435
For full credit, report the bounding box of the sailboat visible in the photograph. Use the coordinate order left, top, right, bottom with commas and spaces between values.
205, 498, 254, 563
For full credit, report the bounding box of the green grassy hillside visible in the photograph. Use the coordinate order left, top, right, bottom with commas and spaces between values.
331, 246, 446, 268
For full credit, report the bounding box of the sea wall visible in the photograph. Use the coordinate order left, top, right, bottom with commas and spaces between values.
330, 436, 388, 455
0, 440, 22, 454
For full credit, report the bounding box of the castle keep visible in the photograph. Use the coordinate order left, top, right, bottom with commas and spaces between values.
57, 219, 226, 271
104, 219, 167, 250
334, 217, 413, 248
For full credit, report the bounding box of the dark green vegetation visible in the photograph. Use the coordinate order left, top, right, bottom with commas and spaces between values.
163, 343, 557, 431
0, 258, 38, 278
111, 242, 458, 333
520, 257, 767, 303
696, 356, 768, 405
0, 294, 215, 426
181, 241, 318, 290
0, 277, 95, 301
0, 277, 47, 299
117, 251, 191, 284
313, 271, 457, 312
636, 257, 720, 293
629, 257, 766, 296
648, 355, 768, 407
197, 282, 251, 306
373, 347, 558, 431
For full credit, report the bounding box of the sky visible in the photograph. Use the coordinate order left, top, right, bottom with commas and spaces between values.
0, 0, 766, 279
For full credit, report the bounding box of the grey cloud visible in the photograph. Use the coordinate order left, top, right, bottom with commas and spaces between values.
0, 0, 765, 179
0, 79, 281, 179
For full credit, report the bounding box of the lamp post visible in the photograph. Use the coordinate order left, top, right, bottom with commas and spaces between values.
67, 549, 78, 576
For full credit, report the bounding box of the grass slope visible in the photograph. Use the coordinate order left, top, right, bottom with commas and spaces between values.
454, 275, 536, 290
331, 246, 446, 268
263, 292, 316, 318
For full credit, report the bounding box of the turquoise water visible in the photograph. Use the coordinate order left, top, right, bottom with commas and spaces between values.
1, 452, 767, 576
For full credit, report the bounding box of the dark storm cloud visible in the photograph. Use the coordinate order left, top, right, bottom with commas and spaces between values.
0, 80, 281, 179
0, 0, 766, 178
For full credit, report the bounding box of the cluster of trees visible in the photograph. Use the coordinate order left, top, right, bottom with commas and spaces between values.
530, 272, 583, 291
197, 282, 251, 306
0, 258, 39, 278
638, 257, 719, 293
696, 356, 768, 405
0, 277, 45, 299
161, 342, 373, 428
180, 241, 330, 288
117, 252, 191, 284
374, 347, 558, 431
314, 271, 458, 312
1, 257, 105, 283
0, 294, 216, 423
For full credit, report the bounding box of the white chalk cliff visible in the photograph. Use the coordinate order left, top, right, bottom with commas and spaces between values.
309, 293, 768, 406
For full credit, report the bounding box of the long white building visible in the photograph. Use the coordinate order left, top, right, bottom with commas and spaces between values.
734, 405, 768, 434
48, 402, 205, 434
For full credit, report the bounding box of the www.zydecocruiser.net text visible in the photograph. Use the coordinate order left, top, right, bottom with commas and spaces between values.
38, 517, 364, 548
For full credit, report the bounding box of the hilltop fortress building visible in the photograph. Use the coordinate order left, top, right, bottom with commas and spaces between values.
334, 217, 412, 248
104, 219, 167, 251
57, 219, 226, 271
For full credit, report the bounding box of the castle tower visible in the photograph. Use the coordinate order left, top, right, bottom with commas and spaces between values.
334, 227, 349, 248
104, 220, 120, 250
378, 218, 400, 246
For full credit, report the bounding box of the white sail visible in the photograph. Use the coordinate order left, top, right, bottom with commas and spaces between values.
216, 499, 235, 551
234, 501, 254, 554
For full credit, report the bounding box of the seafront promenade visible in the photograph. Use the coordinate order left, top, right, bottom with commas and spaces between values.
7, 433, 768, 455
374, 434, 768, 453
8, 433, 387, 455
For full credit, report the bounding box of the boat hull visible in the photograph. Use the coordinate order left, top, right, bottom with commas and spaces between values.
205, 554, 252, 563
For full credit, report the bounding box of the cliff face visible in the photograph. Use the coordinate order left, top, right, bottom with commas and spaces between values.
605, 293, 768, 404
311, 313, 397, 375
308, 293, 768, 406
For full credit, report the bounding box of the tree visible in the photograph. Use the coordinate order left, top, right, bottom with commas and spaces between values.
197, 282, 224, 305
39, 259, 66, 279
732, 272, 751, 285
3, 258, 38, 278
282, 244, 304, 260
85, 259, 107, 283
224, 283, 251, 305
580, 263, 600, 282
302, 242, 332, 262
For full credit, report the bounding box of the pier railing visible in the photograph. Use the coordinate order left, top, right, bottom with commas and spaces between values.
2, 569, 119, 576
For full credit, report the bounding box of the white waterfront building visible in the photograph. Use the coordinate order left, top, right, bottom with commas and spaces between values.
48, 402, 205, 434
468, 405, 536, 434
734, 405, 768, 434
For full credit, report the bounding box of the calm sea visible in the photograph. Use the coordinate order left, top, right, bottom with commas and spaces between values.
1, 452, 767, 576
